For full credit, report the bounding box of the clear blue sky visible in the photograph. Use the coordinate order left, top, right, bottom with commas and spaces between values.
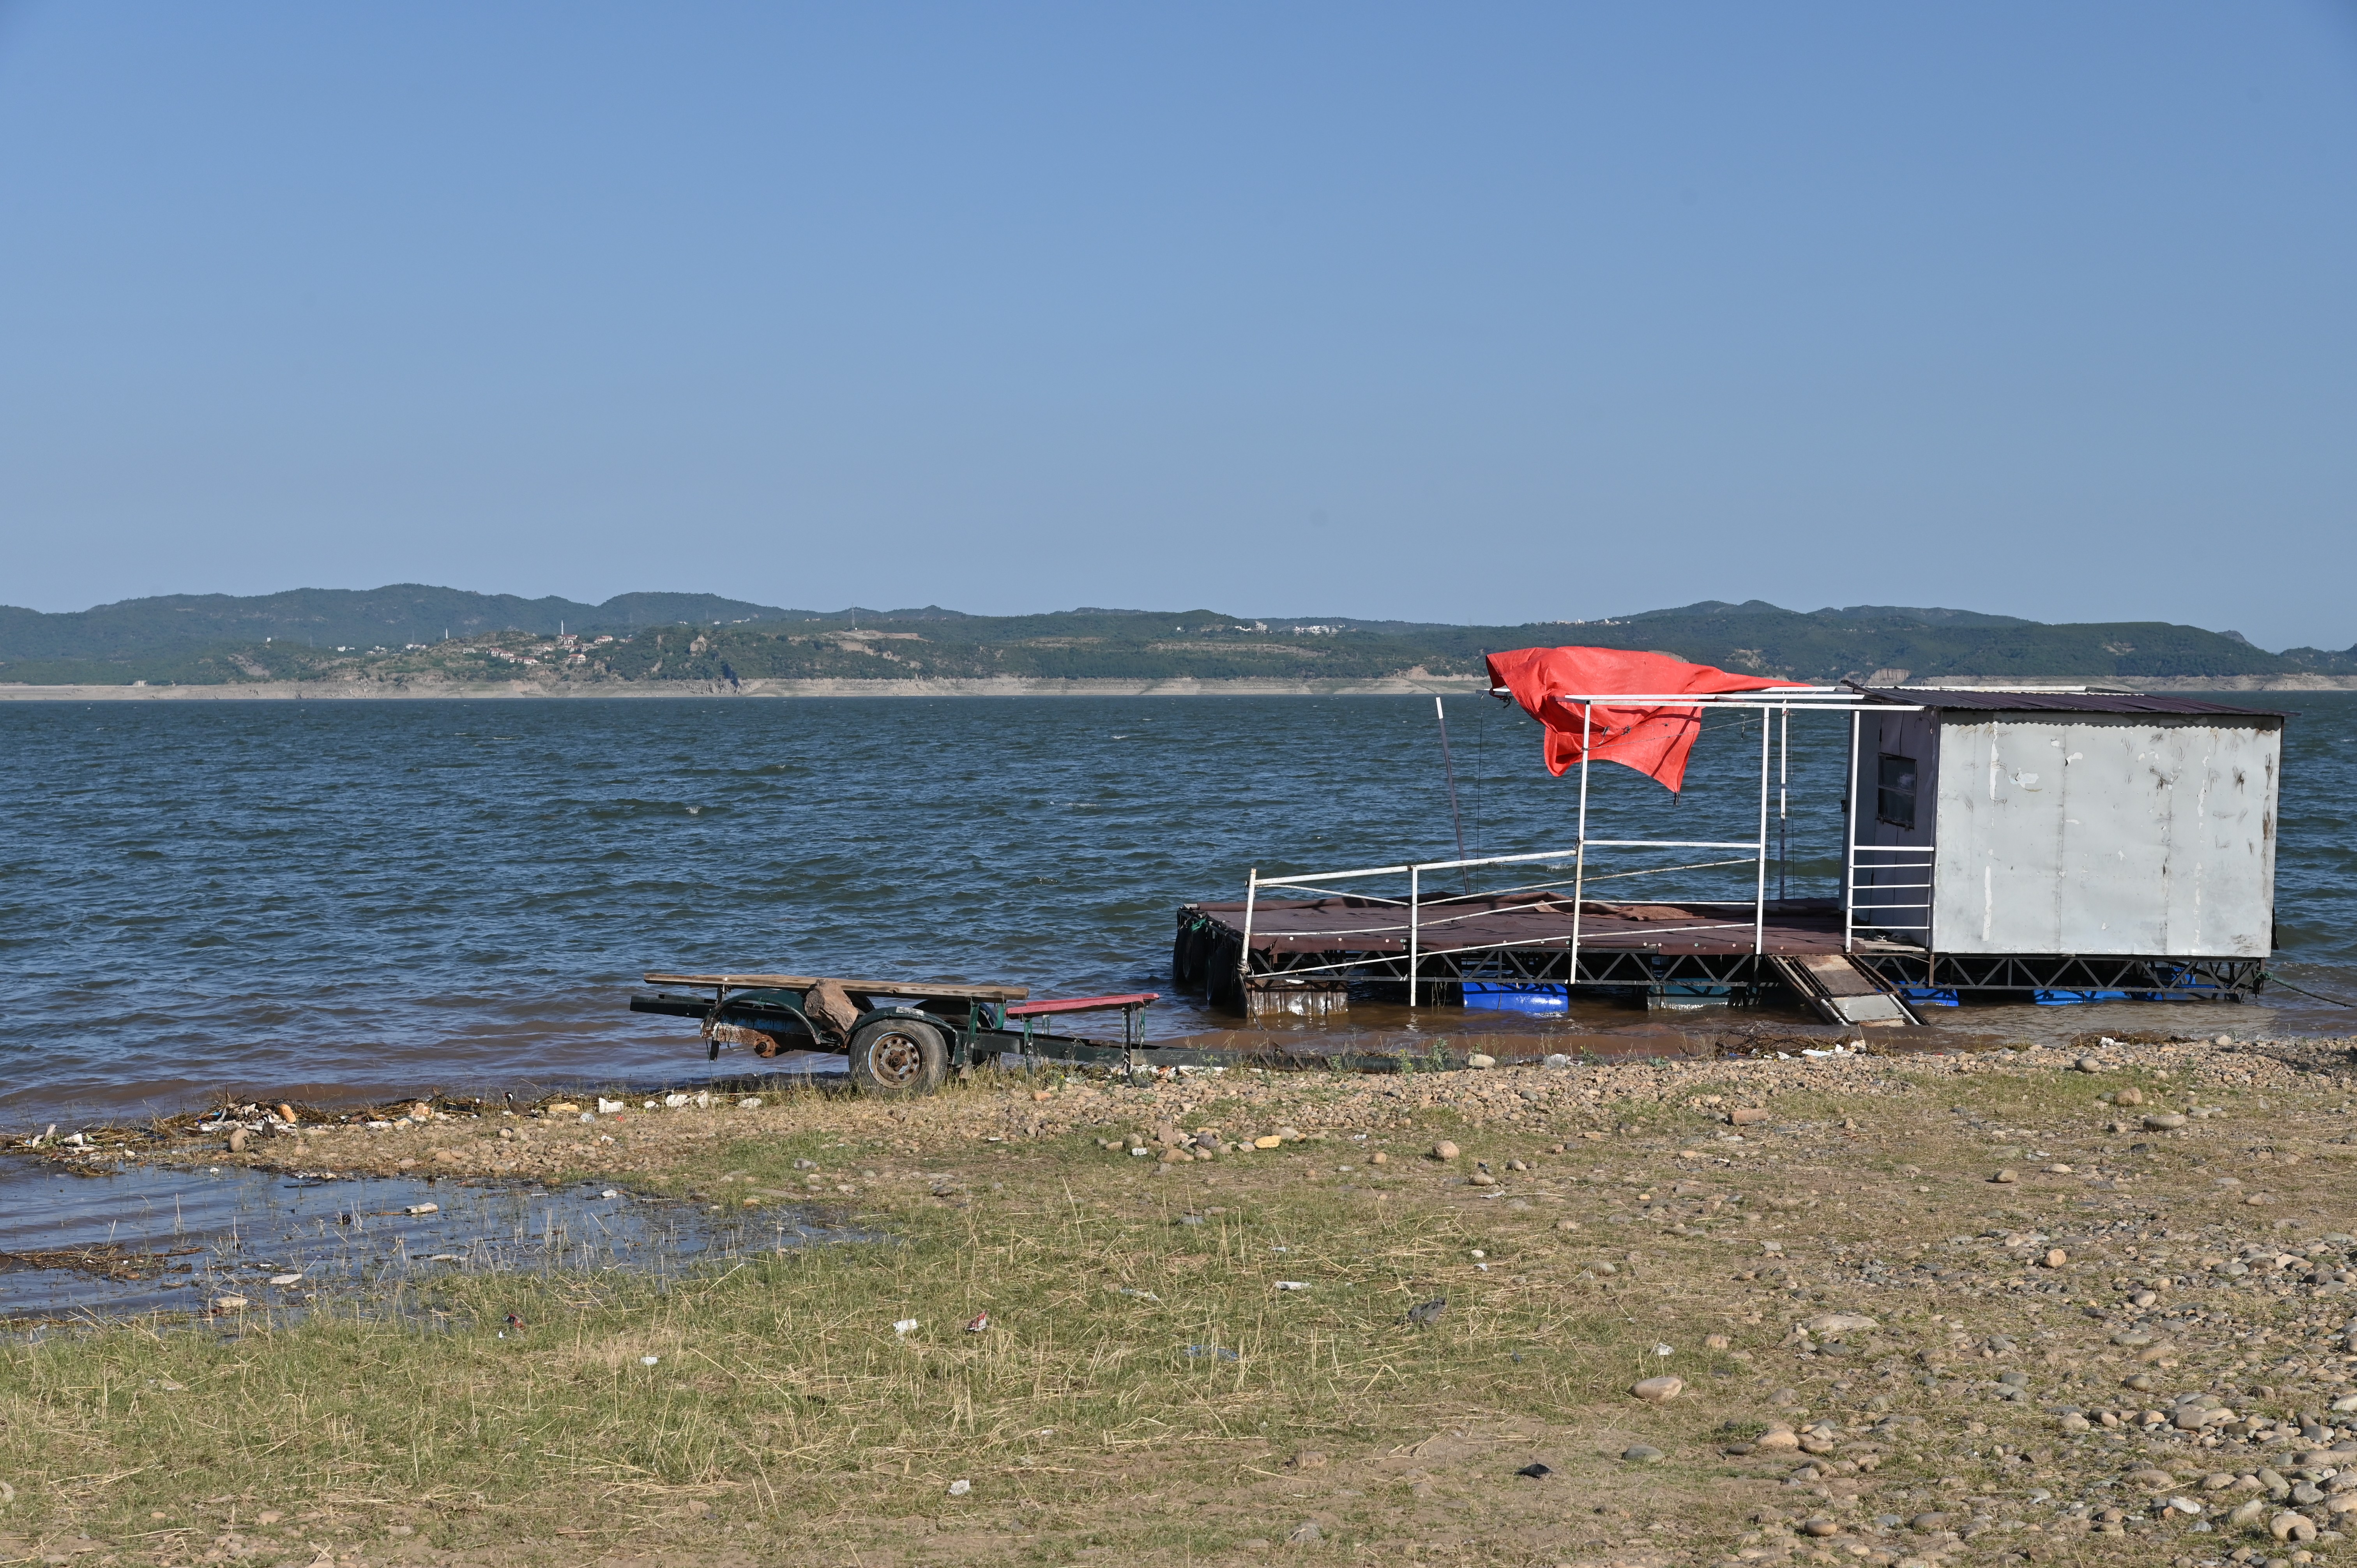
3, 4, 2353, 648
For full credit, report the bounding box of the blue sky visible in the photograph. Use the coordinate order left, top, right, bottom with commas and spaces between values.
3, 4, 2353, 647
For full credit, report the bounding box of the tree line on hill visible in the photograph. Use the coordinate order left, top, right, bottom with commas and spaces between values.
0, 584, 2350, 686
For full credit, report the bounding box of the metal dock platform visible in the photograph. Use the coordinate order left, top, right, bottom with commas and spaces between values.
1170, 676, 2280, 1024
1173, 893, 1926, 1024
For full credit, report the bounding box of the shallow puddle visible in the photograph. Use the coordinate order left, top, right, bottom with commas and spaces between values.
0, 1157, 844, 1325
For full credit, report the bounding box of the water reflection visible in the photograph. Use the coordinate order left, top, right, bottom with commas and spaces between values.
0, 1157, 847, 1326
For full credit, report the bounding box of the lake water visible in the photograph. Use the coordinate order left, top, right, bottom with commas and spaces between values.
3, 692, 2352, 1123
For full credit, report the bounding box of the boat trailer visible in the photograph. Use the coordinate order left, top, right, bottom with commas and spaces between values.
629, 971, 1184, 1095
629, 971, 1596, 1090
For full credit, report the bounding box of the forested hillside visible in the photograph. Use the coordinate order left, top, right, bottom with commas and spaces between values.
2, 589, 2350, 686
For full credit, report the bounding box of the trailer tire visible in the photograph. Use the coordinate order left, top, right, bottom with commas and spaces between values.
848, 1017, 947, 1097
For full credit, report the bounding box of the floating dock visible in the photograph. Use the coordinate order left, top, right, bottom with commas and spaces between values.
1174, 894, 1923, 1025
1172, 680, 2283, 1024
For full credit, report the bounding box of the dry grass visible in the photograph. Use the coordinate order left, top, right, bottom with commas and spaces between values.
5, 1038, 2357, 1565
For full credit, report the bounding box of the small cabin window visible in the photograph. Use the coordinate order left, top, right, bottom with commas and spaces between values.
1876, 753, 1919, 829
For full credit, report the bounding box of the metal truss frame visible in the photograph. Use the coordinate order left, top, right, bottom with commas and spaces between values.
1183, 905, 2267, 1007
1847, 950, 2265, 1002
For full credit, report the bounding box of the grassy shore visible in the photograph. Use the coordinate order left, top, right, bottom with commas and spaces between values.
7, 1033, 2357, 1567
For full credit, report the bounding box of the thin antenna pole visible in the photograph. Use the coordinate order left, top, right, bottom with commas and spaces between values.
1473, 685, 1485, 861
1435, 697, 1471, 894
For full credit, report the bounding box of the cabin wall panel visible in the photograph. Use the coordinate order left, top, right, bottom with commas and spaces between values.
1925, 716, 2278, 957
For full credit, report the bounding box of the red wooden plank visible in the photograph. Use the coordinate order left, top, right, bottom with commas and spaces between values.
1004, 992, 1160, 1017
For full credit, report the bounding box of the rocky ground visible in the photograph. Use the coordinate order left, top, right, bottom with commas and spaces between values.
12, 1028, 2357, 1567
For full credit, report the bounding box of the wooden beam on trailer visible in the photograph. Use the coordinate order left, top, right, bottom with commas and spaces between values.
642, 973, 1031, 1001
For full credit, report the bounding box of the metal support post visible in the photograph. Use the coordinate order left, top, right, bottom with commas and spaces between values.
1754, 705, 1771, 954
1570, 703, 1592, 987
1843, 713, 1862, 953
1240, 868, 1258, 1004
1408, 864, 1421, 1007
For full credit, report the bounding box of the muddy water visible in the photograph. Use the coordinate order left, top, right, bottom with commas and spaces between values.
2, 693, 2350, 1124
0, 1157, 839, 1324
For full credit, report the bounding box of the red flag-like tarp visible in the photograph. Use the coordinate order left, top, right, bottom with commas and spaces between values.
1484, 646, 1808, 793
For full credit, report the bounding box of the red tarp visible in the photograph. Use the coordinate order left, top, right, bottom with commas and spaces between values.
1484, 646, 1808, 793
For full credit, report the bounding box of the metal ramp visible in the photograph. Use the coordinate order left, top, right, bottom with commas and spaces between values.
1768, 954, 1921, 1028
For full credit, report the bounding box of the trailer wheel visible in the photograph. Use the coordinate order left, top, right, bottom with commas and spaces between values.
848, 1017, 947, 1097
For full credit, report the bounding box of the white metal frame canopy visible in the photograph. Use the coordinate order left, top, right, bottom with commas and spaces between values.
1235, 686, 1926, 1003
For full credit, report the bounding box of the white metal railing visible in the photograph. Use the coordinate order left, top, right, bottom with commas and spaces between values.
1242, 844, 1771, 1004
1839, 706, 1936, 953
1845, 845, 1936, 949
1233, 686, 1927, 1003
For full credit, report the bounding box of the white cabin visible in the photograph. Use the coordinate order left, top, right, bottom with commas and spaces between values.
1847, 690, 2283, 959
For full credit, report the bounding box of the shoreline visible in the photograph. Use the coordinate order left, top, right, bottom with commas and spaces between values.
14, 1015, 2350, 1136
0, 675, 1474, 700
5, 672, 2356, 701
10, 1028, 2357, 1561
22, 1027, 2344, 1182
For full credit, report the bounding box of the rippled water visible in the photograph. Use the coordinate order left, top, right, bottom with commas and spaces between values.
2, 693, 2351, 1122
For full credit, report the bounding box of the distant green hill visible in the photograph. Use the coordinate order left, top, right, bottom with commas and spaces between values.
0, 585, 822, 662
579, 600, 2341, 685
1, 587, 2350, 686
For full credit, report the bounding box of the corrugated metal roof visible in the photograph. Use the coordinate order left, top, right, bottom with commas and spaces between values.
1859, 687, 2288, 720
